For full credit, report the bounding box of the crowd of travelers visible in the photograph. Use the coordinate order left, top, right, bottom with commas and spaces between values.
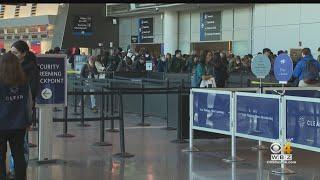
57, 46, 320, 88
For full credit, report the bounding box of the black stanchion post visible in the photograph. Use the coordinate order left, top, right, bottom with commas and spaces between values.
161, 79, 176, 131
78, 80, 90, 127
113, 90, 134, 158
73, 85, 80, 115
171, 79, 188, 144
107, 82, 119, 133
57, 106, 75, 138
28, 103, 37, 147
106, 89, 109, 113
93, 88, 112, 146
137, 79, 150, 126
29, 106, 38, 131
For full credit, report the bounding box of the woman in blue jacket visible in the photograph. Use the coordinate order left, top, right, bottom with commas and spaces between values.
193, 51, 213, 87
0, 52, 31, 180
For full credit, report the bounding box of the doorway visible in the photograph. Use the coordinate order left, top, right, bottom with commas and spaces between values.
131, 43, 162, 58
191, 41, 232, 55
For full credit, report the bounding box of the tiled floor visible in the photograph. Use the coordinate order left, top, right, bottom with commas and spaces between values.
25, 112, 320, 180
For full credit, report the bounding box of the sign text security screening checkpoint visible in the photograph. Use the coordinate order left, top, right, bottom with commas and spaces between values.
36, 54, 67, 107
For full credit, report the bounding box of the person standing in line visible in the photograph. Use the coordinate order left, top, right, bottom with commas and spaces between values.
10, 40, 40, 179
169, 50, 183, 73
157, 54, 168, 73
133, 55, 146, 73
94, 55, 106, 78
293, 48, 320, 87
192, 51, 216, 87
165, 53, 172, 72
79, 56, 99, 113
69, 47, 81, 69
0, 52, 32, 180
212, 52, 228, 88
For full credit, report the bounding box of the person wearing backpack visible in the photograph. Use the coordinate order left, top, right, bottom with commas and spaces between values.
292, 48, 320, 87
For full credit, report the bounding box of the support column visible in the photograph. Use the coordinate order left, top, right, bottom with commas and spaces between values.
163, 11, 178, 55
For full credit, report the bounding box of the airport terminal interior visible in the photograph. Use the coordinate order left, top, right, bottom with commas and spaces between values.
1, 2, 320, 180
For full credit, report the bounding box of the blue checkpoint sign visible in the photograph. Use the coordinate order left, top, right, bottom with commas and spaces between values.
251, 54, 271, 79
274, 54, 293, 84
36, 54, 67, 107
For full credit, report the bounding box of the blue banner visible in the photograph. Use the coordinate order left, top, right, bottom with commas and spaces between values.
287, 100, 320, 148
36, 55, 66, 106
237, 95, 279, 139
193, 92, 230, 132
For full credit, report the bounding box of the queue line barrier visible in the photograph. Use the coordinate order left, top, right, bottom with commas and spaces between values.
188, 87, 320, 175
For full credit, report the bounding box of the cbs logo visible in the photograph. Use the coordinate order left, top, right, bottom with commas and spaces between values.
270, 142, 293, 154
270, 143, 282, 154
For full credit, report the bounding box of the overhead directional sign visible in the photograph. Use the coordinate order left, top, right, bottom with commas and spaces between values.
36, 54, 67, 106
274, 53, 293, 84
73, 16, 93, 36
251, 54, 271, 79
200, 11, 221, 41
138, 17, 153, 43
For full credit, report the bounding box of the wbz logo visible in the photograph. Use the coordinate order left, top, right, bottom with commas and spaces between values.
270, 142, 293, 161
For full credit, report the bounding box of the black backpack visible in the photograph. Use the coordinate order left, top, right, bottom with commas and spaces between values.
302, 59, 320, 84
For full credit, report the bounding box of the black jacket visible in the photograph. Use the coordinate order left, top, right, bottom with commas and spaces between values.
0, 83, 32, 130
80, 64, 98, 79
21, 52, 40, 101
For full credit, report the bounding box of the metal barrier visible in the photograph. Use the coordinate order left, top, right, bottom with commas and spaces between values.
187, 87, 320, 175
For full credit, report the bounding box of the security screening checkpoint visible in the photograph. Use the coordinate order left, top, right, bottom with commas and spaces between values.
3, 46, 320, 180
3, 3, 320, 180
3, 47, 320, 180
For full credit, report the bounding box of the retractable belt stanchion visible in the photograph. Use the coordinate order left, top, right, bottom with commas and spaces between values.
161, 79, 176, 131
251, 78, 268, 151
93, 88, 112, 146
113, 90, 134, 158
106, 82, 119, 133
171, 79, 188, 144
182, 89, 199, 152
272, 85, 295, 175
222, 92, 244, 163
56, 106, 75, 138
78, 80, 90, 127
37, 107, 58, 164
73, 84, 80, 115
137, 79, 151, 126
